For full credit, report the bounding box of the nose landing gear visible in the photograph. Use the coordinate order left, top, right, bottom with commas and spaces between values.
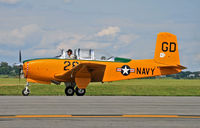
22, 82, 30, 96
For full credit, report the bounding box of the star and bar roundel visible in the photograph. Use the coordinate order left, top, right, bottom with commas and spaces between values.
116, 65, 135, 76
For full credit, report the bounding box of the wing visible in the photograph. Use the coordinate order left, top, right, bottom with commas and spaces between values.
54, 63, 106, 88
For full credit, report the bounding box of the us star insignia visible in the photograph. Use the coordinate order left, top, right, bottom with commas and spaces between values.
116, 65, 135, 76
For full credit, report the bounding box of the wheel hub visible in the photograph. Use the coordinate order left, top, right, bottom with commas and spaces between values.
78, 89, 84, 94
24, 90, 28, 95
68, 89, 73, 94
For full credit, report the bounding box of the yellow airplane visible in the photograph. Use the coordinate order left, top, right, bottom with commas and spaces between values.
19, 32, 186, 96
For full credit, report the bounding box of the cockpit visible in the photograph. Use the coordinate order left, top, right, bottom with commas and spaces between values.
56, 48, 115, 61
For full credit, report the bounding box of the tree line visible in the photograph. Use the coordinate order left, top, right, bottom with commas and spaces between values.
0, 61, 199, 79
167, 71, 200, 79
0, 62, 18, 77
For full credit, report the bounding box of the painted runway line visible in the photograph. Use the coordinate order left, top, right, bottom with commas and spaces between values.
0, 115, 200, 119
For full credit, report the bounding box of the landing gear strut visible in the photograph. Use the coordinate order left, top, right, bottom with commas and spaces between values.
22, 82, 30, 96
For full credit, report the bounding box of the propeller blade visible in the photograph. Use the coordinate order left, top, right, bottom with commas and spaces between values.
19, 50, 22, 63
18, 50, 23, 87
17, 50, 23, 95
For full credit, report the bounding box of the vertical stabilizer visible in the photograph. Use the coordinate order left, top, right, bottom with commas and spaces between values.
154, 32, 180, 65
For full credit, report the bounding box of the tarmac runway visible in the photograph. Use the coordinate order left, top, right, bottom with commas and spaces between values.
0, 96, 200, 128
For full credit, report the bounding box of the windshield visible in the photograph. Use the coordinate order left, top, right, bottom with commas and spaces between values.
93, 49, 114, 61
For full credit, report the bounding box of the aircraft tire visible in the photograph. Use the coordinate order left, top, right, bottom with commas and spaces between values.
65, 86, 74, 96
75, 87, 86, 96
22, 88, 30, 96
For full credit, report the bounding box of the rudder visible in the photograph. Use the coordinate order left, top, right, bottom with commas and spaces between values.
154, 32, 180, 65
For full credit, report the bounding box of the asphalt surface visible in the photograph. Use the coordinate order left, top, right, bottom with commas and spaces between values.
0, 96, 200, 128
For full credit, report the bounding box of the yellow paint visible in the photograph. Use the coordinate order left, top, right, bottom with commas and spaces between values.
16, 115, 72, 118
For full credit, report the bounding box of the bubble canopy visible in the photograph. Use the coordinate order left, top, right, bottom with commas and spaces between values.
57, 48, 115, 61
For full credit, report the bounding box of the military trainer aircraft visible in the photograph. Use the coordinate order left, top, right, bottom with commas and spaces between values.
18, 32, 186, 96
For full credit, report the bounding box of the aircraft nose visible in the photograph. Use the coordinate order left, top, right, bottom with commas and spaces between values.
23, 61, 29, 78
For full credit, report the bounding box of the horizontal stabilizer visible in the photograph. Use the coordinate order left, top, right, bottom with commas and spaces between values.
177, 65, 187, 69
158, 64, 187, 69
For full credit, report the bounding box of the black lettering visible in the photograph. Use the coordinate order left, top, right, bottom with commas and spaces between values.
151, 68, 155, 75
137, 67, 141, 74
64, 61, 70, 71
146, 68, 150, 75
162, 42, 168, 52
170, 42, 176, 52
72, 61, 79, 67
142, 68, 146, 75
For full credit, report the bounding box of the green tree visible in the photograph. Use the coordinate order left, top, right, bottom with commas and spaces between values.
0, 62, 12, 75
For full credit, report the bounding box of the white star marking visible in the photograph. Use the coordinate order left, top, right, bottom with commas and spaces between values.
122, 66, 130, 75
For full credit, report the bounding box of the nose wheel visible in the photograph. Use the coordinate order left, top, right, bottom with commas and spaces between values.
22, 82, 30, 96
22, 87, 30, 96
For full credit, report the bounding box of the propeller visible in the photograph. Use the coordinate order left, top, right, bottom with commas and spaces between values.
19, 50, 21, 79
19, 50, 22, 63
15, 50, 23, 94
13, 50, 24, 95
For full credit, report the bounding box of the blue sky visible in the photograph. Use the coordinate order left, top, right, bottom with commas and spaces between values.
0, 0, 199, 71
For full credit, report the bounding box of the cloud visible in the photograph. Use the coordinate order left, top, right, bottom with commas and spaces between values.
55, 35, 111, 50
0, 24, 138, 61
112, 34, 140, 50
33, 28, 112, 56
195, 54, 200, 63
0, 0, 21, 4
63, 0, 71, 3
31, 49, 57, 57
55, 34, 85, 50
0, 49, 14, 56
96, 26, 120, 37
80, 42, 111, 49
118, 34, 140, 44
11, 24, 41, 39
0, 24, 41, 46
21, 30, 112, 58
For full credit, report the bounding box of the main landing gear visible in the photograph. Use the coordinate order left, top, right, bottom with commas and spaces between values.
65, 86, 74, 96
65, 82, 86, 96
75, 87, 86, 96
22, 82, 30, 96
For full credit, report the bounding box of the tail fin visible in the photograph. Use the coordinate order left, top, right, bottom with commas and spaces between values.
154, 32, 180, 66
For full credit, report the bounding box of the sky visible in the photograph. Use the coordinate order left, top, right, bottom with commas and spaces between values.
0, 0, 199, 71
